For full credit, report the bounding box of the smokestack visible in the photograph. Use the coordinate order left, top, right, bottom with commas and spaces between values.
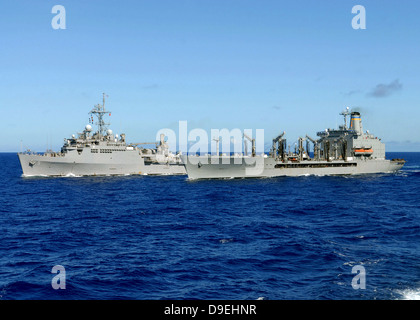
350, 112, 363, 135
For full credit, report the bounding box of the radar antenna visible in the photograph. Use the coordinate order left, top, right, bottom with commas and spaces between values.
89, 93, 111, 138
340, 107, 351, 129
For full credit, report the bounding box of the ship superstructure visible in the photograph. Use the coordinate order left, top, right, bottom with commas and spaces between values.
133, 133, 185, 175
181, 108, 405, 179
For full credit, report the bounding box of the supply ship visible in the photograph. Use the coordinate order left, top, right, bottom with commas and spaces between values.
18, 94, 186, 177
181, 108, 405, 179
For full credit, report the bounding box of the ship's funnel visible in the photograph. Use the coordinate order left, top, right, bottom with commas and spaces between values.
350, 112, 363, 134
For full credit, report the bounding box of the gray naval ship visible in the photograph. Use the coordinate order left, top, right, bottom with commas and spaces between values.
182, 108, 405, 179
18, 94, 186, 177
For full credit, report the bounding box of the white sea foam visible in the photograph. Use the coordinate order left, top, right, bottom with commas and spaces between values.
22, 173, 84, 178
64, 173, 82, 178
219, 238, 234, 244
22, 174, 48, 178
396, 288, 420, 300
343, 261, 358, 267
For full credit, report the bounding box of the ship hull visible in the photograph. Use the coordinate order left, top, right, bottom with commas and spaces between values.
18, 152, 186, 177
143, 163, 186, 175
18, 152, 146, 177
181, 156, 405, 180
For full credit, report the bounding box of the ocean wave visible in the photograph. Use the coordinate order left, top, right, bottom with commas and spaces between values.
64, 173, 83, 178
3, 152, 420, 300
219, 238, 234, 244
395, 288, 420, 300
21, 174, 49, 178
0, 281, 47, 300
406, 171, 420, 178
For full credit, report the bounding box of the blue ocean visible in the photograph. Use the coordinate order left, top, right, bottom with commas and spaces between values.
0, 152, 419, 300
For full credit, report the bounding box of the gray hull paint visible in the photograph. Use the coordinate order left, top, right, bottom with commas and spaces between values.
182, 155, 405, 180
144, 163, 187, 175
18, 152, 145, 177
18, 152, 186, 177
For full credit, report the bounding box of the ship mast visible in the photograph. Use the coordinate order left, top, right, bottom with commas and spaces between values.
89, 93, 111, 138
340, 107, 351, 129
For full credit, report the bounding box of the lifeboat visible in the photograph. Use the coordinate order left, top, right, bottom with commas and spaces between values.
354, 148, 373, 156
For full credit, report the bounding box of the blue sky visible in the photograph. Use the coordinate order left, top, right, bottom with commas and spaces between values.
0, 0, 419, 151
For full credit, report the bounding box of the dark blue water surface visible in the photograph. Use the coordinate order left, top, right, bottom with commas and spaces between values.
0, 152, 419, 300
